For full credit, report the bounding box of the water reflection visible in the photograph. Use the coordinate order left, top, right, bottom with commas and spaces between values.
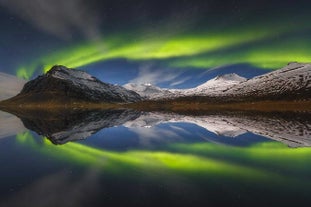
3, 108, 311, 147
1, 109, 311, 206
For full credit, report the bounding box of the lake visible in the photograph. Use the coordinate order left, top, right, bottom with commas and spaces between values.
0, 109, 311, 207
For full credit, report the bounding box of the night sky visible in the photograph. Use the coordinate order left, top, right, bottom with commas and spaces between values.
0, 0, 310, 88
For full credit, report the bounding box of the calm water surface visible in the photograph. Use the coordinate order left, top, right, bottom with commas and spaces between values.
0, 109, 311, 207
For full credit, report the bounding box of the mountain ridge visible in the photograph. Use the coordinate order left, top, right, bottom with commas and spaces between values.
0, 62, 310, 107
7, 65, 142, 104
125, 62, 311, 101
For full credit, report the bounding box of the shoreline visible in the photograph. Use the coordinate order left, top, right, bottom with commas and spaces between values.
1, 99, 310, 113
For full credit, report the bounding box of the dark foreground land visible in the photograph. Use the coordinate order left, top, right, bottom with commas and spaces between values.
0, 98, 311, 114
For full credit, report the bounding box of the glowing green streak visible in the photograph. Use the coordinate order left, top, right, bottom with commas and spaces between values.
16, 19, 308, 79
169, 38, 311, 69
40, 29, 272, 72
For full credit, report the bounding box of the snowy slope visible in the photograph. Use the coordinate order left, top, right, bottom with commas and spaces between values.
222, 62, 311, 100
124, 73, 247, 100
125, 62, 311, 101
172, 73, 247, 97
123, 83, 173, 99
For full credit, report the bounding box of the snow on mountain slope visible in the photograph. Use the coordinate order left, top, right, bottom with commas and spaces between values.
125, 62, 311, 101
123, 83, 173, 99
172, 73, 247, 97
124, 73, 247, 100
222, 62, 311, 99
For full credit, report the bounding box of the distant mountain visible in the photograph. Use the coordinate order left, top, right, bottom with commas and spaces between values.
126, 62, 311, 101
124, 73, 246, 100
5, 65, 142, 104
124, 83, 173, 99
1, 63, 310, 106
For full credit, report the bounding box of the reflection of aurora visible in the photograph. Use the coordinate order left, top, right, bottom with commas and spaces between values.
16, 19, 311, 79
16, 131, 311, 188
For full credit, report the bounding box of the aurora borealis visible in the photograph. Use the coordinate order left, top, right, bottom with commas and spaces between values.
0, 0, 310, 84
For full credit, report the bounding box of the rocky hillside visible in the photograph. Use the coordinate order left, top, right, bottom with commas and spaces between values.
7, 65, 142, 103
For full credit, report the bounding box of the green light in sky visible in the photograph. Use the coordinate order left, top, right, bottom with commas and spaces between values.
169, 38, 311, 69
38, 28, 275, 73
15, 19, 311, 79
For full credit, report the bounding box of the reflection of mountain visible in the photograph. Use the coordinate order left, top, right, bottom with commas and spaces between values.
126, 112, 311, 147
19, 109, 141, 144
5, 107, 311, 147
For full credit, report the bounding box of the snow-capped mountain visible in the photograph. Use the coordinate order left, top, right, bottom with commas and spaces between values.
124, 73, 247, 100
171, 73, 247, 97
123, 83, 173, 99
7, 65, 142, 103
124, 62, 311, 101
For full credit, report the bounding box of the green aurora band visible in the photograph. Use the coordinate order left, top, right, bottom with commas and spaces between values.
16, 132, 311, 189
16, 18, 311, 79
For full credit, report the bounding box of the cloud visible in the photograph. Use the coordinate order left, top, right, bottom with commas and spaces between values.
0, 72, 26, 101
0, 0, 101, 40
169, 77, 191, 87
128, 64, 182, 86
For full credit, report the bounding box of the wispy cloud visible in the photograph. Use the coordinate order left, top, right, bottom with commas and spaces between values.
128, 64, 183, 86
0, 0, 101, 40
169, 77, 191, 87
198, 64, 234, 78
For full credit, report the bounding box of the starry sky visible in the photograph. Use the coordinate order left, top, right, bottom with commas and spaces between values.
0, 0, 310, 88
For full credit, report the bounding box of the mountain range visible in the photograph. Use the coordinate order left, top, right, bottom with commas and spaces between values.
0, 62, 310, 107
124, 62, 311, 101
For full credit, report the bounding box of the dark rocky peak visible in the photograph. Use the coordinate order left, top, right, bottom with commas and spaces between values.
18, 65, 142, 103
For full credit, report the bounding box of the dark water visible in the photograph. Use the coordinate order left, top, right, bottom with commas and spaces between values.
0, 109, 311, 207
